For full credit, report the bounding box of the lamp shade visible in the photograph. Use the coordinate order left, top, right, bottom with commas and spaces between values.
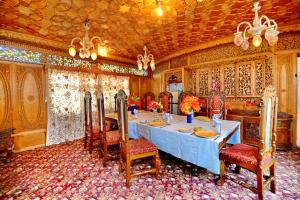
252, 35, 262, 47
91, 51, 97, 60
69, 46, 76, 57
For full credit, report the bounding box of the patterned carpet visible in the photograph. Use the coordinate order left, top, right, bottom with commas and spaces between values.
1, 140, 300, 200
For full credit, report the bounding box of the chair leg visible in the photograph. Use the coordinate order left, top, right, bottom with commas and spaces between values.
219, 160, 225, 186
234, 165, 241, 174
125, 158, 131, 187
257, 169, 264, 200
103, 143, 108, 167
153, 153, 161, 179
84, 133, 87, 149
89, 134, 93, 154
270, 163, 276, 193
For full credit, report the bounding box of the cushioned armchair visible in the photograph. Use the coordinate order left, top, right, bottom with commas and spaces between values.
158, 91, 173, 113
218, 85, 278, 200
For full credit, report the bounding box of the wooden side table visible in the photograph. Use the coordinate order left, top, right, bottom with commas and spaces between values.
0, 128, 15, 162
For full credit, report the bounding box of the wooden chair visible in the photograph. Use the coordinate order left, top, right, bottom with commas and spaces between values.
114, 93, 117, 112
219, 85, 278, 200
97, 92, 120, 166
207, 90, 226, 119
0, 128, 15, 163
84, 91, 100, 154
143, 92, 155, 111
116, 89, 161, 187
158, 91, 173, 113
178, 91, 195, 115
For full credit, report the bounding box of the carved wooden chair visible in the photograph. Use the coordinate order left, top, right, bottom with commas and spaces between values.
158, 91, 173, 113
0, 128, 15, 163
178, 91, 195, 115
143, 92, 155, 111
207, 90, 226, 119
84, 91, 100, 154
219, 85, 278, 200
116, 89, 160, 187
97, 92, 120, 166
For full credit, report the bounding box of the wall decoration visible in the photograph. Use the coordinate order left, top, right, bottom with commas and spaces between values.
0, 46, 41, 64
223, 64, 236, 96
237, 62, 252, 96
170, 55, 188, 69
254, 60, 265, 95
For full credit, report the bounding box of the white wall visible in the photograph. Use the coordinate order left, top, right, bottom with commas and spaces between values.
297, 57, 300, 147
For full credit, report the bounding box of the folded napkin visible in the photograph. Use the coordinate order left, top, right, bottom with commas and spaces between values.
194, 116, 210, 122
194, 130, 217, 138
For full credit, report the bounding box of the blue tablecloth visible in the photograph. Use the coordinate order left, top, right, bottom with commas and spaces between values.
128, 112, 240, 174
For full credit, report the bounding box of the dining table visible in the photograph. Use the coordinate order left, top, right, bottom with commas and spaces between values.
106, 111, 240, 174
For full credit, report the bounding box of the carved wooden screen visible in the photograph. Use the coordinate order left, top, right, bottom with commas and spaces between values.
193, 56, 272, 99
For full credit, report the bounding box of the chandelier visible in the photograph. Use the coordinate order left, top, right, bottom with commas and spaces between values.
234, 1, 279, 50
137, 45, 155, 71
68, 19, 108, 60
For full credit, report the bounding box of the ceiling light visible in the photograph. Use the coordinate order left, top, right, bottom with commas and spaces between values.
68, 19, 108, 59
137, 45, 155, 71
155, 0, 163, 17
234, 1, 279, 50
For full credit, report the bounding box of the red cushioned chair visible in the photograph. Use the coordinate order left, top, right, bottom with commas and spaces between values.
219, 85, 278, 200
207, 90, 226, 119
84, 91, 101, 154
97, 92, 120, 167
143, 92, 155, 111
158, 91, 173, 113
116, 89, 160, 187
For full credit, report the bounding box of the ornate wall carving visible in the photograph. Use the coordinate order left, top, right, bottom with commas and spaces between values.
0, 64, 12, 129
170, 55, 188, 69
276, 32, 300, 51
223, 64, 236, 96
192, 55, 272, 99
155, 61, 169, 74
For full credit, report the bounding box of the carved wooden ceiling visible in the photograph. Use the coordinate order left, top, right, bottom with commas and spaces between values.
0, 0, 300, 61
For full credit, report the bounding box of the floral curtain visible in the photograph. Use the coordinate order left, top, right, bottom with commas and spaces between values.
100, 75, 129, 113
46, 69, 98, 145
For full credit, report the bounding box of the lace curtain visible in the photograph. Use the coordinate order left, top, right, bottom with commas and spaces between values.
46, 69, 130, 145
46, 69, 98, 145
100, 75, 129, 113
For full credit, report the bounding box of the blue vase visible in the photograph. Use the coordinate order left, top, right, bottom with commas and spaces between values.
187, 113, 192, 123
130, 105, 136, 115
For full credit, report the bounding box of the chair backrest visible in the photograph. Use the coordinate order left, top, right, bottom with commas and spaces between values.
116, 89, 129, 142
178, 91, 195, 115
258, 85, 278, 153
207, 90, 226, 119
84, 91, 93, 130
159, 91, 173, 113
144, 92, 155, 111
97, 92, 106, 133
114, 93, 117, 112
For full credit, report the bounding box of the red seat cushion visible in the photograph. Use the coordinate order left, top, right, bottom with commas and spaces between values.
128, 138, 157, 156
220, 144, 271, 170
105, 130, 120, 144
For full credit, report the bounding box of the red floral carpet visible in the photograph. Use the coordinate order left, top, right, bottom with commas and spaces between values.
1, 140, 300, 200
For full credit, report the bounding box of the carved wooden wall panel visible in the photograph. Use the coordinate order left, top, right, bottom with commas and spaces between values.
14, 65, 45, 132
0, 64, 12, 129
254, 60, 265, 95
237, 62, 252, 96
196, 68, 210, 96
223, 64, 236, 97
170, 55, 188, 69
212, 66, 221, 91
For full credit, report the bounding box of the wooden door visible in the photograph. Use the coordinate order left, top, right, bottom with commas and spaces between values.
0, 63, 12, 130
12, 65, 46, 132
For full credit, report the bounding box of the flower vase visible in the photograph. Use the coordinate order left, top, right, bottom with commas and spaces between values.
187, 113, 193, 123
130, 105, 136, 115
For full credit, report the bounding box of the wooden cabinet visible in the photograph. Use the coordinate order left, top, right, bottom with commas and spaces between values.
227, 111, 293, 150
0, 62, 46, 151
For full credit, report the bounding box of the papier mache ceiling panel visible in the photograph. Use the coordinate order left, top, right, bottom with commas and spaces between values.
0, 0, 300, 60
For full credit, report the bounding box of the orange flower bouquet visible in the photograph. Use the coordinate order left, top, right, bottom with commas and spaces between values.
180, 96, 201, 115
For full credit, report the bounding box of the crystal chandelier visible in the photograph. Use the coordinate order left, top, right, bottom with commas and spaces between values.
137, 45, 155, 71
234, 1, 279, 50
68, 19, 108, 60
